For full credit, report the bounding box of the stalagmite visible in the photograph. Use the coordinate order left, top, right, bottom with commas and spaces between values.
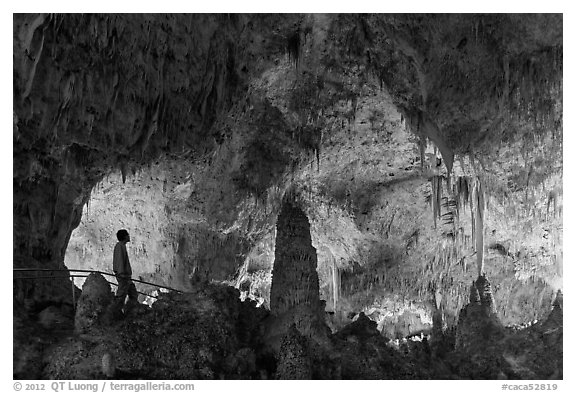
270, 198, 322, 315
469, 281, 480, 304
474, 274, 496, 314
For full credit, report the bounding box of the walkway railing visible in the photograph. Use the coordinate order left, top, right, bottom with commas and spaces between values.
13, 268, 184, 308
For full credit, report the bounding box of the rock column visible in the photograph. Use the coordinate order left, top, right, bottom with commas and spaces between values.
74, 273, 114, 333
455, 275, 504, 351
270, 200, 322, 315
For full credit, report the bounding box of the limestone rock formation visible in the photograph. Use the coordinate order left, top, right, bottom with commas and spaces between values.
38, 305, 72, 330
265, 198, 332, 352
74, 273, 114, 333
12, 13, 301, 306
14, 14, 562, 325
13, 306, 44, 379
455, 276, 505, 351
101, 352, 115, 378
35, 269, 563, 380
536, 289, 563, 361
270, 199, 322, 315
542, 289, 562, 332
447, 286, 563, 379
475, 274, 497, 315
13, 13, 563, 380
276, 324, 312, 379
45, 282, 272, 379
333, 312, 380, 342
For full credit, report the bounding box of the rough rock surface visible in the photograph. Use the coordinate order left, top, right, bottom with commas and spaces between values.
13, 306, 45, 380
270, 199, 322, 314
455, 275, 502, 351
276, 324, 312, 379
38, 305, 73, 330
45, 282, 270, 379
74, 273, 114, 333
13, 297, 75, 380
264, 199, 331, 352
13, 14, 562, 379
330, 322, 429, 379
13, 13, 301, 302
333, 312, 380, 341
28, 274, 562, 380
446, 280, 562, 379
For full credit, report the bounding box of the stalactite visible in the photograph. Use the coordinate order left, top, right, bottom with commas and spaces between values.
431, 175, 444, 229
287, 28, 302, 67
120, 160, 128, 184
86, 192, 91, 218
419, 135, 426, 170
474, 178, 486, 277
332, 260, 339, 311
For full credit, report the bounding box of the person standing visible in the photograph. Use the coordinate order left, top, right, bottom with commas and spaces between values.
113, 229, 138, 311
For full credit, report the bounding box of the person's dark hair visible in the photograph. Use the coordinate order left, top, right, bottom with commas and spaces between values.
116, 229, 129, 241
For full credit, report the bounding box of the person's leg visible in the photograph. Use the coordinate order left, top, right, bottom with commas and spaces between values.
123, 280, 140, 315
115, 276, 131, 312
116, 276, 129, 299
127, 281, 138, 302
106, 277, 128, 318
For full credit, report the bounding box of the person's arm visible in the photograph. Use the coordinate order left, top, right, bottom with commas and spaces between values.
113, 243, 121, 276
113, 243, 130, 277
123, 245, 132, 277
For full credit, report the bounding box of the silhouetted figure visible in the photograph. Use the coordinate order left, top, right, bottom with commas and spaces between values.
113, 229, 138, 313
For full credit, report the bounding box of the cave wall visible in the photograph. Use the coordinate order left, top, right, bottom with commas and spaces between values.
61, 63, 561, 329
14, 14, 562, 328
234, 83, 561, 329
65, 160, 201, 292
13, 13, 305, 255
14, 14, 244, 268
14, 168, 91, 304
13, 14, 300, 303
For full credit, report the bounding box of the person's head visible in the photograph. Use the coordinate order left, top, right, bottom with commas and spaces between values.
116, 229, 130, 242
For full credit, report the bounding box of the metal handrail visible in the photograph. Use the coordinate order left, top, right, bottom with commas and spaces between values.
13, 268, 185, 305
13, 274, 161, 299
13, 268, 183, 293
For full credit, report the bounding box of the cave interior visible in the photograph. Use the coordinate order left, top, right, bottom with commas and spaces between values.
13, 13, 563, 380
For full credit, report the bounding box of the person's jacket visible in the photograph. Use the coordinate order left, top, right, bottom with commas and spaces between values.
113, 241, 132, 278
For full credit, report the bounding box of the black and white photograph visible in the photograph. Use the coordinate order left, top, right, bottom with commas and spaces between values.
9, 4, 568, 388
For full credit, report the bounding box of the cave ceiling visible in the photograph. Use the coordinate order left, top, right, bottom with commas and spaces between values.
13, 14, 562, 325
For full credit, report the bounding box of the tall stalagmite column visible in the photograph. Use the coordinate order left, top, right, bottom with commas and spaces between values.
270, 200, 321, 316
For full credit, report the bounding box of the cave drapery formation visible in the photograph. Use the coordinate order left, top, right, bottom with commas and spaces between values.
13, 14, 562, 380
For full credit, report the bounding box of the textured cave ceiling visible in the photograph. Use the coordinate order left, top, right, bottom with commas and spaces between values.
13, 13, 562, 330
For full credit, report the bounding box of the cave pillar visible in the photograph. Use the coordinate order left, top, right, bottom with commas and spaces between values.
268, 198, 328, 344
455, 275, 503, 351
474, 274, 496, 314
270, 199, 322, 314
